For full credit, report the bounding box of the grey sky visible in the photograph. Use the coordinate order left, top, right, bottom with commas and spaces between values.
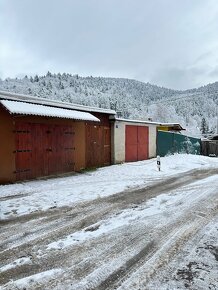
1, 0, 218, 89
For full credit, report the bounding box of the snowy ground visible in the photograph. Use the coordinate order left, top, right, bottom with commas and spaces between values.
0, 154, 217, 289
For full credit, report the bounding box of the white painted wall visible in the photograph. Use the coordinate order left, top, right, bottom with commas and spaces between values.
113, 121, 126, 163
148, 125, 157, 158
112, 120, 157, 164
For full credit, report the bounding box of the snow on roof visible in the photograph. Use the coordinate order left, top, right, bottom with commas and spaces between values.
111, 117, 185, 129
0, 100, 100, 122
0, 91, 116, 115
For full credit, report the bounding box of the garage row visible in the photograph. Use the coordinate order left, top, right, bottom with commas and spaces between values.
0, 92, 159, 183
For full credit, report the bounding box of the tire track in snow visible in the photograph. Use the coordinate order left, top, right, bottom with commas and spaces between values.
94, 187, 218, 290
0, 169, 217, 288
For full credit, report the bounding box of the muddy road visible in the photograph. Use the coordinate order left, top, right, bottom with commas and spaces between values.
0, 168, 217, 289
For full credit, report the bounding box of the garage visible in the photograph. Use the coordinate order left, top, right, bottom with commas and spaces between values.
0, 97, 105, 183
111, 117, 157, 164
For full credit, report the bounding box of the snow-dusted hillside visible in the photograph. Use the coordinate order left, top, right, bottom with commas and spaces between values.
0, 72, 217, 137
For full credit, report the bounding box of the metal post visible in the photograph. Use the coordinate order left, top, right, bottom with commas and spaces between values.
157, 155, 161, 171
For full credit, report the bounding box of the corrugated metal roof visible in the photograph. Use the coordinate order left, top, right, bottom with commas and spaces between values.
0, 100, 100, 122
0, 91, 116, 115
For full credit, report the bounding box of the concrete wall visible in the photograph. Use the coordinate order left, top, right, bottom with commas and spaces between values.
112, 120, 157, 164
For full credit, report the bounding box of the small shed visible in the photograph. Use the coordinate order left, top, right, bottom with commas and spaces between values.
0, 91, 115, 184
110, 118, 158, 164
201, 137, 218, 157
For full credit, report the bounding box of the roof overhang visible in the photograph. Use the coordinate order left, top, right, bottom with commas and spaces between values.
0, 100, 100, 122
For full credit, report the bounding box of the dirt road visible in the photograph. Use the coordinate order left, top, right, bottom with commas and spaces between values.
0, 168, 217, 289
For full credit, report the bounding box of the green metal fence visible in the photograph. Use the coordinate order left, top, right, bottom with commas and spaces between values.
157, 131, 201, 157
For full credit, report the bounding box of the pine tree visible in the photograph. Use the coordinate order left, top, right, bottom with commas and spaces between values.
58, 81, 64, 89
46, 71, 52, 77
34, 75, 39, 82
200, 117, 209, 135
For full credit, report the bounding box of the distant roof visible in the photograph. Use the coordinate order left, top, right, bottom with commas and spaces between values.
0, 90, 116, 115
208, 135, 218, 141
111, 117, 185, 130
158, 123, 185, 130
0, 100, 100, 122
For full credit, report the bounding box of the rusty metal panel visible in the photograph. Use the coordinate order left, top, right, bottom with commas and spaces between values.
14, 122, 32, 181
32, 123, 46, 177
44, 124, 75, 175
14, 122, 75, 181
48, 124, 62, 175
125, 125, 138, 162
137, 126, 149, 160
86, 123, 111, 168
86, 124, 102, 168
62, 126, 75, 172
103, 127, 111, 165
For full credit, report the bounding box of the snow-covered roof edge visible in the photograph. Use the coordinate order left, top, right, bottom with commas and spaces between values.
110, 117, 185, 130
0, 90, 116, 115
0, 100, 100, 122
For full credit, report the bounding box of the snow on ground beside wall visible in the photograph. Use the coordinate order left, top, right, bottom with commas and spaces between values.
0, 154, 218, 220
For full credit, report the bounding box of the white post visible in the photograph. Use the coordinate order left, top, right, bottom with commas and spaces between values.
157, 155, 161, 171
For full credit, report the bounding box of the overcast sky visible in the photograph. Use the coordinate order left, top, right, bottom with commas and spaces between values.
1, 0, 218, 90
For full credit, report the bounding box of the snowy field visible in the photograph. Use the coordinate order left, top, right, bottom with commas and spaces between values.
0, 154, 218, 289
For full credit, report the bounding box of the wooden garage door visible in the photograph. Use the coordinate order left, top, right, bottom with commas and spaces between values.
14, 122, 75, 181
86, 123, 111, 168
125, 125, 149, 162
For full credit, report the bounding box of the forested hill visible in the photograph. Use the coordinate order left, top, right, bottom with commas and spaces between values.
0, 72, 217, 137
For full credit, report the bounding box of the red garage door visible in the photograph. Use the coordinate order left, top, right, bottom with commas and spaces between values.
125, 125, 149, 162
14, 122, 75, 181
